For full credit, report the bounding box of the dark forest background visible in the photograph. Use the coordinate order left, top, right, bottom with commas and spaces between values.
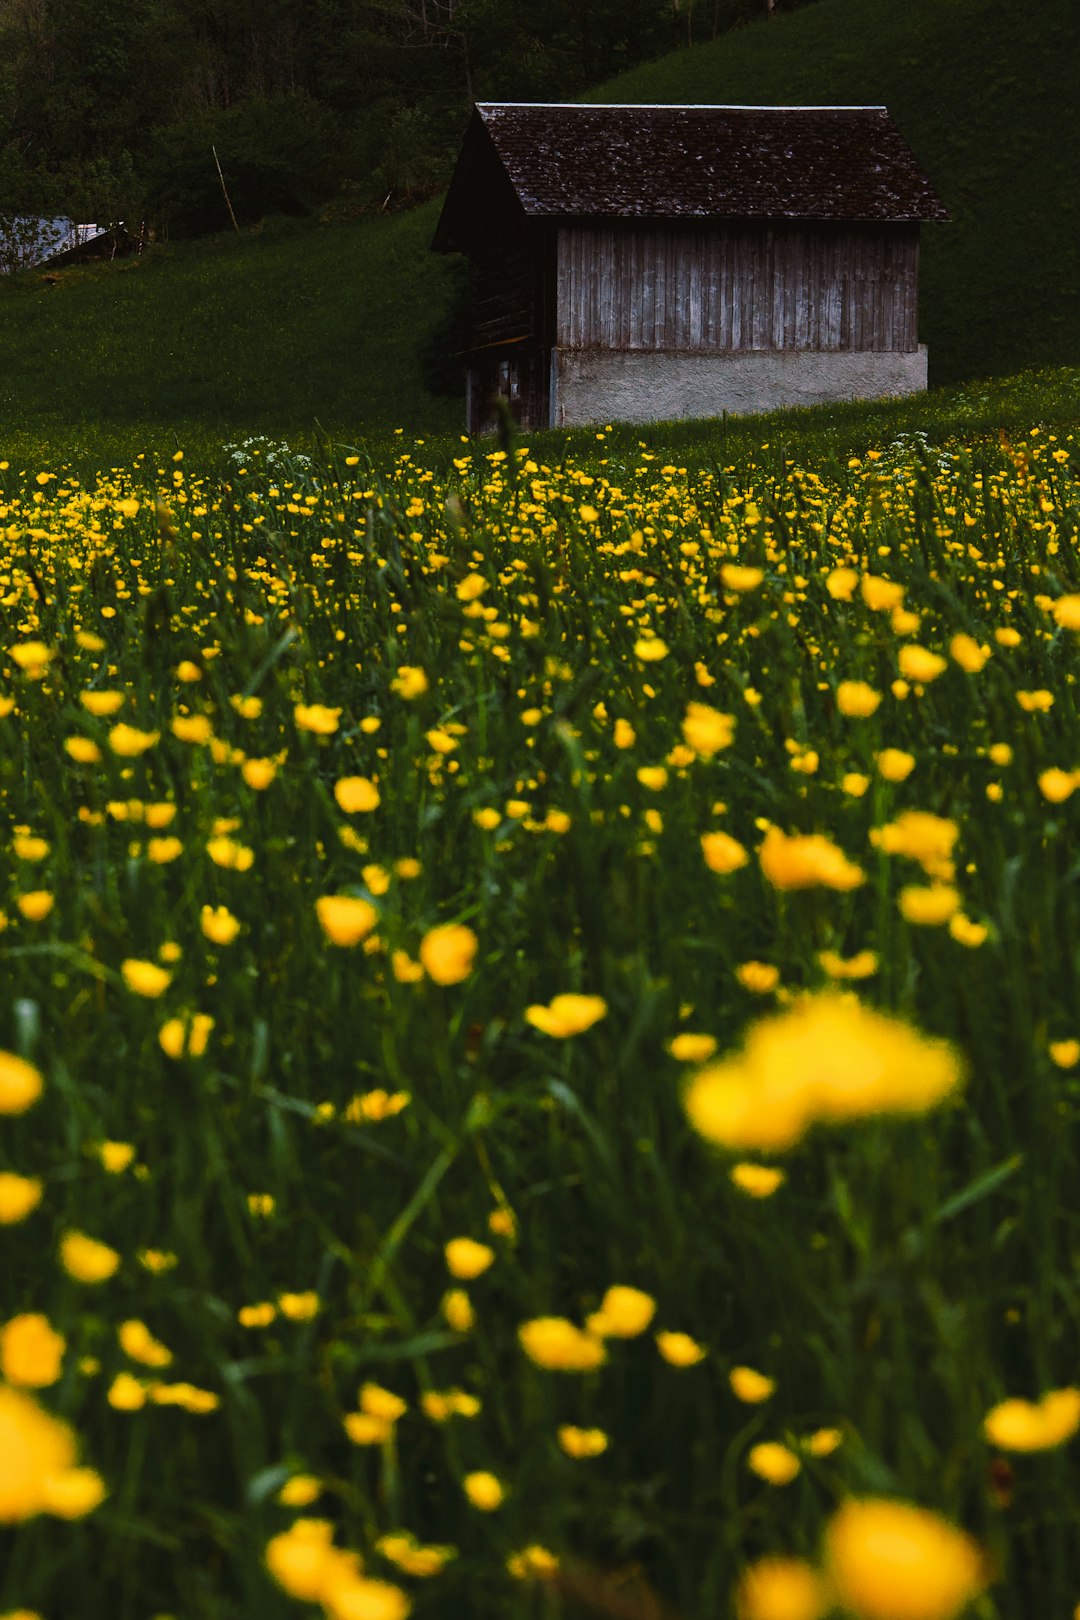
0, 0, 816, 237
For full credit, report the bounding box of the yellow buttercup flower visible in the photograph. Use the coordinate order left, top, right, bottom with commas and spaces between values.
294, 702, 342, 735
419, 923, 478, 985
701, 830, 749, 875
824, 1497, 985, 1620
201, 904, 241, 944
0, 1386, 76, 1522
335, 776, 381, 812
587, 1285, 656, 1338
444, 1237, 495, 1279
836, 680, 882, 717
747, 1442, 800, 1485
121, 958, 171, 998
108, 723, 159, 756
730, 1163, 785, 1198
524, 993, 607, 1037
876, 748, 916, 782
558, 1425, 609, 1457
730, 1366, 775, 1403
60, 1231, 120, 1284
758, 827, 864, 892
734, 1556, 828, 1620
0, 1172, 43, 1224
463, 1470, 505, 1510
0, 1052, 44, 1114
898, 645, 947, 683
682, 701, 736, 756
316, 895, 378, 947
655, 1330, 707, 1366
518, 1317, 606, 1372
984, 1387, 1080, 1451
80, 689, 124, 716
633, 636, 668, 662
0, 1314, 66, 1387
669, 1032, 718, 1063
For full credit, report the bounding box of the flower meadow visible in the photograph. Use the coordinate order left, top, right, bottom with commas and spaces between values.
3, 425, 1080, 1620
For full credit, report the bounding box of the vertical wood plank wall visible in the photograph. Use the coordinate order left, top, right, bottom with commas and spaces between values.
557, 224, 920, 352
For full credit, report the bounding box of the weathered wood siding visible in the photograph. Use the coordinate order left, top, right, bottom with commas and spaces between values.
557, 223, 920, 353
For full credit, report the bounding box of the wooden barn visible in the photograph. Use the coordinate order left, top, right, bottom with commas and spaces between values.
431, 103, 949, 433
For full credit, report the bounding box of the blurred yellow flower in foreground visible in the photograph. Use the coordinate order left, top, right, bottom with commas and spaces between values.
747, 1442, 800, 1484
685, 993, 961, 1152
60, 1231, 120, 1284
201, 904, 241, 945
758, 827, 864, 892
335, 776, 380, 813
294, 703, 342, 734
519, 1317, 606, 1372
0, 1172, 43, 1223
655, 1330, 707, 1366
419, 923, 478, 985
119, 1319, 172, 1369
735, 1556, 828, 1620
0, 1386, 104, 1523
121, 958, 172, 998
0, 1051, 43, 1114
682, 701, 736, 757
984, 1387, 1080, 1451
0, 1314, 66, 1387
824, 1498, 985, 1620
836, 680, 882, 717
730, 1365, 775, 1403
586, 1285, 656, 1339
524, 993, 607, 1037
316, 895, 378, 947
108, 723, 159, 757
701, 830, 749, 875
444, 1237, 495, 1279
463, 1471, 505, 1510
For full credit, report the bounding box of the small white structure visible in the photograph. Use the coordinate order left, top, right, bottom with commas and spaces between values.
0, 217, 108, 274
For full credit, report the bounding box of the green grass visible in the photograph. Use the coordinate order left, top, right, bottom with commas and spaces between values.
3, 415, 1080, 1618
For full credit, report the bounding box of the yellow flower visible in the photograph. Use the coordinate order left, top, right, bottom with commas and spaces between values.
518, 1317, 606, 1371
171, 713, 213, 744
872, 811, 958, 879
898, 645, 947, 683
445, 1237, 495, 1279
392, 665, 429, 699
825, 566, 858, 601
721, 564, 764, 592
121, 958, 172, 998
730, 1163, 785, 1198
655, 1330, 707, 1366
377, 1531, 456, 1577
265, 1518, 340, 1602
108, 723, 160, 756
899, 885, 960, 927
636, 764, 668, 790
805, 1426, 844, 1456
418, 923, 478, 984
0, 1385, 87, 1523
279, 1291, 320, 1321
633, 636, 668, 661
0, 1051, 44, 1114
8, 641, 54, 677
669, 1032, 718, 1063
949, 633, 991, 673
98, 1141, 135, 1173
16, 891, 54, 922
587, 1285, 656, 1338
682, 701, 736, 757
201, 904, 241, 945
1016, 688, 1053, 713
525, 993, 607, 1037
737, 961, 779, 994
158, 1014, 214, 1060
463, 1470, 505, 1510
818, 949, 878, 980
701, 830, 749, 874
730, 1365, 775, 1403
948, 913, 988, 948
64, 736, 102, 764
507, 1545, 560, 1581
241, 757, 277, 790
60, 1231, 120, 1283
613, 717, 636, 749
0, 1172, 43, 1224
558, 1424, 609, 1457
984, 1387, 1080, 1451
842, 772, 870, 798
80, 689, 124, 716
206, 835, 254, 870
824, 1498, 985, 1620
442, 1289, 474, 1333
238, 1303, 276, 1329
836, 681, 882, 717
734, 1556, 828, 1620
747, 1442, 800, 1484
316, 895, 379, 947
1051, 594, 1080, 630
861, 575, 905, 612
324, 1572, 411, 1620
0, 1314, 66, 1388
1049, 1039, 1080, 1070
1038, 768, 1076, 803
118, 1319, 172, 1368
686, 993, 961, 1151
472, 806, 500, 830
335, 776, 381, 813
294, 702, 342, 734
876, 748, 916, 782
758, 827, 864, 892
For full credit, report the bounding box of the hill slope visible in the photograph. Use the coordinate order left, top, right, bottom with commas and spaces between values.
589, 0, 1079, 387
0, 0, 1076, 452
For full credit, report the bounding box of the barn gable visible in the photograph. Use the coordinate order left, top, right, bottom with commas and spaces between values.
433, 104, 948, 432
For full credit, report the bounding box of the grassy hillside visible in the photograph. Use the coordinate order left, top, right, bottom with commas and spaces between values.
0, 0, 1076, 452
0, 205, 461, 461
591, 0, 1079, 388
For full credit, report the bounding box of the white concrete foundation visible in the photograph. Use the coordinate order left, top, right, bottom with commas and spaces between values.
550, 346, 928, 426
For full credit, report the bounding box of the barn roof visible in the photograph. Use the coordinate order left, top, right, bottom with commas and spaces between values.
433, 103, 948, 251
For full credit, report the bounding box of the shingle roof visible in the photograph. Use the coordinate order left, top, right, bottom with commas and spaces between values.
433, 103, 948, 250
